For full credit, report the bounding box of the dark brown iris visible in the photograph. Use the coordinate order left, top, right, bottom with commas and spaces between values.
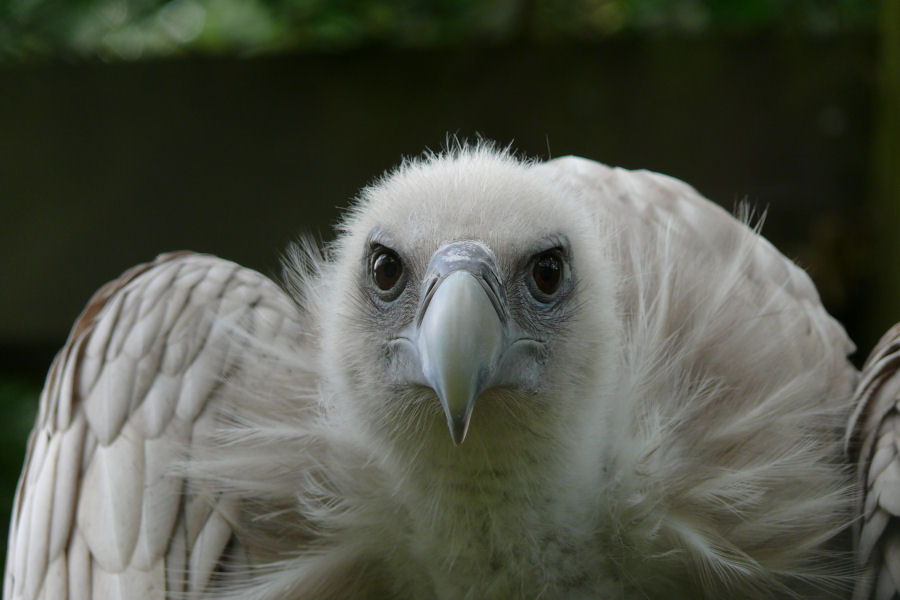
373, 249, 403, 291
532, 252, 563, 296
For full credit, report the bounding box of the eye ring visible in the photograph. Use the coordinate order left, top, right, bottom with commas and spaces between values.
371, 246, 405, 298
528, 249, 568, 302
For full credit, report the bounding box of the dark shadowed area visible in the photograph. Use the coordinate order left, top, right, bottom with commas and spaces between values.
1, 0, 897, 575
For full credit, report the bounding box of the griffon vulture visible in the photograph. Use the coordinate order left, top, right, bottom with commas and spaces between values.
4, 145, 899, 599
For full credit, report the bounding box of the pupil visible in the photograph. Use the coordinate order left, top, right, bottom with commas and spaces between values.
374, 252, 401, 290
534, 254, 561, 294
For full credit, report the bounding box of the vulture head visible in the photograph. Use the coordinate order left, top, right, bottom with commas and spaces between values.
319, 148, 617, 455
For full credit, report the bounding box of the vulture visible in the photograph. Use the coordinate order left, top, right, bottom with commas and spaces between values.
3, 144, 899, 600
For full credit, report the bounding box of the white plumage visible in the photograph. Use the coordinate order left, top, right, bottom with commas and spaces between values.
4, 145, 897, 599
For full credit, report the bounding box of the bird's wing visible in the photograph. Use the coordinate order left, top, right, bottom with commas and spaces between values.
536, 155, 856, 363
537, 156, 819, 303
3, 252, 306, 600
848, 324, 900, 600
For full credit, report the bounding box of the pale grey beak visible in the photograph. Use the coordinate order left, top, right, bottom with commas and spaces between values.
415, 242, 507, 445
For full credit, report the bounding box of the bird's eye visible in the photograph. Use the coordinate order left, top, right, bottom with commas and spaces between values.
372, 248, 404, 292
530, 251, 565, 300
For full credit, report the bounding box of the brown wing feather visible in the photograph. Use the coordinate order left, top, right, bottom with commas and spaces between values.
849, 324, 900, 600
3, 253, 305, 600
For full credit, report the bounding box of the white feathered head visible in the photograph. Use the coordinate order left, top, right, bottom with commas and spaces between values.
317, 145, 618, 450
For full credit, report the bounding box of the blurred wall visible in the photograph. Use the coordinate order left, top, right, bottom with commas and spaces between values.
0, 34, 884, 369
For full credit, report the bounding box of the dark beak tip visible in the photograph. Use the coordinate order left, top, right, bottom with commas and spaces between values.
449, 415, 471, 446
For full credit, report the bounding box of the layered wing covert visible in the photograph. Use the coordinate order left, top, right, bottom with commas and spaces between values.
850, 325, 900, 600
3, 253, 305, 599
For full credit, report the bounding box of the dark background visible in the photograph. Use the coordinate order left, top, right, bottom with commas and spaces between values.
0, 37, 883, 350
1, 0, 898, 575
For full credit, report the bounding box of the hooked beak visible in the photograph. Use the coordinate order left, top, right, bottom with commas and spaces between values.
388, 240, 542, 445
417, 270, 505, 444
414, 242, 507, 445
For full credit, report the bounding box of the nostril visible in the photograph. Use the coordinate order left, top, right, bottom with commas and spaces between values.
417, 276, 440, 327
476, 275, 508, 326
423, 276, 438, 300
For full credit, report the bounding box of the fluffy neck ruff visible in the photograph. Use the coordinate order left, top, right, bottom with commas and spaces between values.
336, 381, 618, 599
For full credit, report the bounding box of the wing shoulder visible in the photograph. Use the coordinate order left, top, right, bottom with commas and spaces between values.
539, 156, 822, 303
537, 155, 856, 366
4, 252, 305, 600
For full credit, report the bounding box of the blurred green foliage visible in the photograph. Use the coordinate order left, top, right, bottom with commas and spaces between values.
0, 376, 40, 569
1, 0, 878, 62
